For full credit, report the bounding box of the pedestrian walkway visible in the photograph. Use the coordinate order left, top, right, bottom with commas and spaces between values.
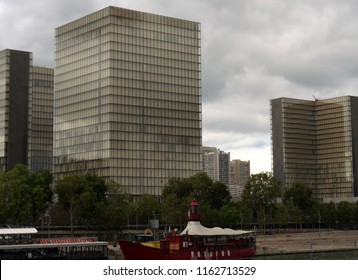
256, 230, 358, 255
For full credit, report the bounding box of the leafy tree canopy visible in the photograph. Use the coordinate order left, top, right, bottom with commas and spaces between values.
161, 172, 231, 226
337, 201, 354, 224
283, 182, 315, 213
56, 173, 109, 232
0, 164, 53, 226
242, 172, 281, 214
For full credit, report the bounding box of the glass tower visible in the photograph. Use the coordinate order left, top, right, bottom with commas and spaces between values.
0, 49, 31, 171
0, 49, 53, 172
271, 96, 358, 202
54, 7, 202, 196
29, 66, 54, 171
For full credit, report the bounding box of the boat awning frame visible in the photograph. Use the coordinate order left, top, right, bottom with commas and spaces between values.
179, 221, 254, 236
0, 228, 38, 235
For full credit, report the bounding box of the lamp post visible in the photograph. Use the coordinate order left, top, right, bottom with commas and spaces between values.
318, 209, 321, 236
45, 202, 51, 238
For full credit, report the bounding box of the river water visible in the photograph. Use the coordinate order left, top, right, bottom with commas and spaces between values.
253, 250, 358, 260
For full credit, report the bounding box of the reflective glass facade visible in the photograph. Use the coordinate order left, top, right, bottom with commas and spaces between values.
0, 49, 53, 172
0, 49, 31, 171
28, 67, 54, 171
54, 7, 202, 196
271, 96, 358, 201
0, 50, 9, 169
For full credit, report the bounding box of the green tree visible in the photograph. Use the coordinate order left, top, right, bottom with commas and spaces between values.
161, 172, 231, 227
188, 172, 212, 202
190, 172, 231, 209
274, 204, 290, 230
200, 205, 220, 227
283, 182, 314, 210
161, 176, 196, 226
35, 169, 54, 203
84, 173, 107, 202
337, 201, 354, 224
305, 202, 320, 228
136, 195, 162, 225
56, 175, 85, 233
320, 202, 337, 228
56, 173, 110, 234
98, 181, 128, 230
242, 172, 281, 230
0, 164, 53, 226
354, 202, 358, 226
218, 203, 240, 228
80, 173, 108, 227
288, 205, 302, 229
128, 200, 140, 228
216, 201, 253, 229
161, 191, 190, 227
283, 182, 315, 227
208, 181, 232, 209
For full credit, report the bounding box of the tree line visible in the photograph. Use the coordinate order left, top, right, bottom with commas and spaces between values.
1, 165, 358, 232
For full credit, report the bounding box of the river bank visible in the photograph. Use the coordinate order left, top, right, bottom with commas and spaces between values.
255, 230, 358, 256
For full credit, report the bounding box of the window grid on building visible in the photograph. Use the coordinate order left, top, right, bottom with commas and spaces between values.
271, 96, 358, 201
54, 7, 202, 196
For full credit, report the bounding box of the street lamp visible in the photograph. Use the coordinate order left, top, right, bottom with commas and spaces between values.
45, 202, 51, 238
318, 209, 321, 235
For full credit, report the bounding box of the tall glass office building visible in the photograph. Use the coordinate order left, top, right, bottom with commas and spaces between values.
271, 96, 358, 202
0, 49, 53, 172
54, 7, 202, 196
0, 49, 30, 170
29, 66, 54, 171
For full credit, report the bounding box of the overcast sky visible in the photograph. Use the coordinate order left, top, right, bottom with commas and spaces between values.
2, 0, 358, 173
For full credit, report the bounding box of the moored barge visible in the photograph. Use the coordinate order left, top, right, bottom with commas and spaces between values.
0, 227, 108, 259
118, 200, 256, 260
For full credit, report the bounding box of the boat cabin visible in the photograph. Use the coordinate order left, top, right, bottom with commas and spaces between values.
0, 227, 37, 245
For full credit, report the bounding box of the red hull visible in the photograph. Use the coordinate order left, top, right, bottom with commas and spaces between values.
118, 240, 256, 260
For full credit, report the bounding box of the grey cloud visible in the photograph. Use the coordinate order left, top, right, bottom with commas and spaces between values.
203, 98, 269, 135
3, 0, 358, 172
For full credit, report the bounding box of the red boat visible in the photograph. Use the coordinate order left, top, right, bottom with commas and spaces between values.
118, 200, 256, 260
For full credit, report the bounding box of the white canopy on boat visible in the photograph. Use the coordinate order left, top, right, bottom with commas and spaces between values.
0, 228, 38, 235
179, 221, 253, 236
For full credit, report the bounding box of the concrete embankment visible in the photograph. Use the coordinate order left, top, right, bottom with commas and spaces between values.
255, 230, 358, 256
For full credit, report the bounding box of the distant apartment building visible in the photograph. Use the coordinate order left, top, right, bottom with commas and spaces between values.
229, 159, 250, 186
218, 150, 230, 185
228, 160, 250, 200
228, 184, 245, 200
202, 147, 218, 181
0, 49, 53, 172
271, 96, 358, 202
54, 7, 202, 196
202, 146, 230, 185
